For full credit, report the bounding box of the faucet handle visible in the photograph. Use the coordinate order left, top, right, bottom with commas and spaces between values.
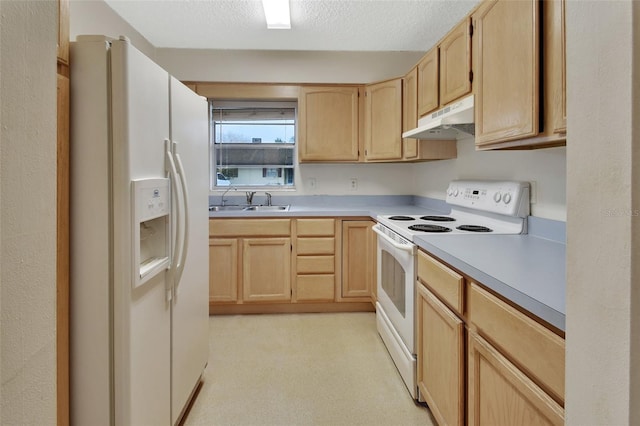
245, 191, 256, 205
265, 192, 272, 206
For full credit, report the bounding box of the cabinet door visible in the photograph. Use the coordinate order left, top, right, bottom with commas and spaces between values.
417, 284, 464, 426
243, 238, 291, 302
341, 221, 374, 300
468, 331, 564, 426
417, 47, 439, 117
364, 79, 403, 161
298, 86, 360, 162
439, 18, 472, 106
209, 238, 238, 303
402, 67, 419, 160
546, 0, 566, 134
474, 0, 540, 146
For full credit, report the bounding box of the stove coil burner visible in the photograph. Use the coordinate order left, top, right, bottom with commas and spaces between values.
457, 225, 493, 232
388, 216, 416, 221
408, 224, 452, 233
420, 215, 456, 222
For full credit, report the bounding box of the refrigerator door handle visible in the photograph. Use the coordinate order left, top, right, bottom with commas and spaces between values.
165, 139, 181, 301
173, 141, 190, 288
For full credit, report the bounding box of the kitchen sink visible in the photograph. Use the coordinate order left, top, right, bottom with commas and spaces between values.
209, 205, 246, 212
243, 205, 290, 212
209, 204, 290, 212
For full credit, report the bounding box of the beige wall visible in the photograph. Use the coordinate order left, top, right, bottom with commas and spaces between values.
70, 0, 156, 59
566, 0, 639, 424
412, 137, 566, 221
156, 48, 423, 84
0, 1, 58, 424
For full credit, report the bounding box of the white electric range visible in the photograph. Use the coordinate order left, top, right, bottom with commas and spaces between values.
372, 180, 530, 399
377, 180, 531, 240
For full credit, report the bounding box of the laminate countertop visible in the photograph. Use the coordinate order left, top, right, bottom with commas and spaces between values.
209, 200, 566, 331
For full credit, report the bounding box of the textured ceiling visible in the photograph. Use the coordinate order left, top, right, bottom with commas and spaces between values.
103, 0, 481, 51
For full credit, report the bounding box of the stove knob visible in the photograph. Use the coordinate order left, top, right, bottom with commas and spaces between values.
447, 188, 453, 196
493, 192, 502, 203
453, 188, 459, 197
503, 192, 512, 204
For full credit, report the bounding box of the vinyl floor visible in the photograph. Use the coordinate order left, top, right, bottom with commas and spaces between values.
183, 312, 435, 426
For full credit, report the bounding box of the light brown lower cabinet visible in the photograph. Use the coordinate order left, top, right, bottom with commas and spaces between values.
417, 283, 464, 426
295, 218, 336, 302
209, 218, 377, 311
341, 220, 375, 300
209, 238, 238, 303
209, 236, 292, 303
242, 237, 291, 302
467, 330, 564, 426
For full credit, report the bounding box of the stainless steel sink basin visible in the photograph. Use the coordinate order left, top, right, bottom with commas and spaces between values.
209, 205, 246, 212
243, 205, 290, 212
210, 204, 290, 212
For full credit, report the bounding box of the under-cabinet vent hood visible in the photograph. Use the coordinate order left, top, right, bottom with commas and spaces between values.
402, 94, 474, 140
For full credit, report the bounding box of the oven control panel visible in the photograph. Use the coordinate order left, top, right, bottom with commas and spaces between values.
446, 180, 530, 217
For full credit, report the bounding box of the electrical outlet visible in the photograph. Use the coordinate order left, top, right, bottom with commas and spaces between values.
350, 178, 358, 191
308, 177, 317, 190
530, 181, 537, 204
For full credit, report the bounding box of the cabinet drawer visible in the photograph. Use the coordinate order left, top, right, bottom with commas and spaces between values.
417, 251, 464, 315
296, 275, 335, 301
297, 237, 335, 255
296, 218, 335, 236
468, 283, 565, 403
209, 219, 291, 237
297, 255, 335, 274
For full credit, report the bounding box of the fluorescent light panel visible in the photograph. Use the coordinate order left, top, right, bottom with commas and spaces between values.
262, 0, 291, 29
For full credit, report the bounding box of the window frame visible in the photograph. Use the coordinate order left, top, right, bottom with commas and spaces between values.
209, 100, 297, 191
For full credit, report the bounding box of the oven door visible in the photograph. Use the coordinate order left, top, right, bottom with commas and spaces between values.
373, 224, 416, 353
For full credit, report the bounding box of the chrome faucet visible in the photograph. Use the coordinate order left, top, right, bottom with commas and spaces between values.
245, 191, 256, 205
265, 192, 272, 206
221, 186, 236, 206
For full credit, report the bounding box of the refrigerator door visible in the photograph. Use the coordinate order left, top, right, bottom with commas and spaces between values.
168, 77, 210, 425
110, 38, 172, 426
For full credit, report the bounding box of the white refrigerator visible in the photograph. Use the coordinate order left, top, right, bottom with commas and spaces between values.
70, 36, 209, 425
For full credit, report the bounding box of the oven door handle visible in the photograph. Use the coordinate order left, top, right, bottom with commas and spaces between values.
372, 224, 415, 253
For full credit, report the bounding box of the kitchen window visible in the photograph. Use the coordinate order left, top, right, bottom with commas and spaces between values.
210, 100, 296, 189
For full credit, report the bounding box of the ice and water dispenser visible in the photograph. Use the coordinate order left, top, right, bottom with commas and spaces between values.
132, 178, 171, 288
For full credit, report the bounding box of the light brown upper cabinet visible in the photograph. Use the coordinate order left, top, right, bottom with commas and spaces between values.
298, 86, 360, 162
473, 0, 566, 149
403, 67, 419, 160
546, 0, 567, 134
439, 18, 473, 107
364, 78, 403, 161
417, 48, 439, 117
473, 0, 540, 146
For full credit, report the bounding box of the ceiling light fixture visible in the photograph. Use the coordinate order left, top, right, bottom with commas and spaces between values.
262, 0, 291, 29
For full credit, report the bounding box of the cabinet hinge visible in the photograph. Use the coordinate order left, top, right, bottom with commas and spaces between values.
469, 21, 474, 38
469, 70, 474, 84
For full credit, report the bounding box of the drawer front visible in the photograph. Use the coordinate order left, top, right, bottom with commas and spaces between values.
296, 275, 335, 301
296, 218, 335, 236
297, 255, 335, 274
417, 251, 464, 314
468, 283, 565, 403
297, 237, 335, 255
210, 219, 291, 237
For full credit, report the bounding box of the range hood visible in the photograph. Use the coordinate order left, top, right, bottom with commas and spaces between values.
402, 94, 474, 140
